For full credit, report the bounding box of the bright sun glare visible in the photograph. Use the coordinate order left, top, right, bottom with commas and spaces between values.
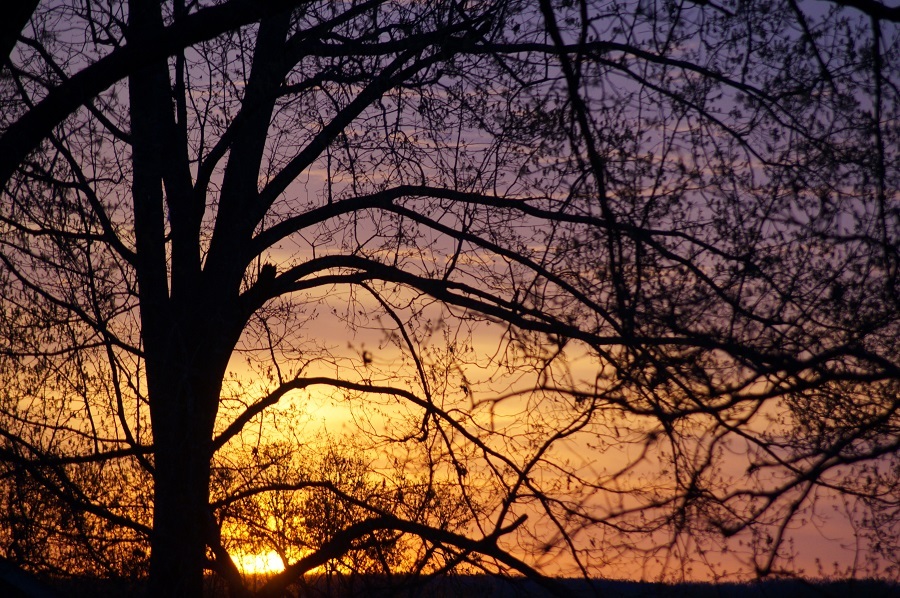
231, 551, 286, 575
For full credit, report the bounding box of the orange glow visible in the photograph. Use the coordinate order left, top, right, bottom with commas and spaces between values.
231, 551, 285, 575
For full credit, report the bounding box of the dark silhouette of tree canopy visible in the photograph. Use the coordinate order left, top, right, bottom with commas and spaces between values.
1, 0, 898, 596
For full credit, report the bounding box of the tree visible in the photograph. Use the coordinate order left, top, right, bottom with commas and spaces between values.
1, 0, 898, 596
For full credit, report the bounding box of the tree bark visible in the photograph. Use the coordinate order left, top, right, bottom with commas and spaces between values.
127, 0, 224, 592
1, 0, 39, 63
148, 402, 214, 598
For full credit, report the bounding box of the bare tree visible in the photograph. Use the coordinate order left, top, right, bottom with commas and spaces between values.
1, 0, 898, 596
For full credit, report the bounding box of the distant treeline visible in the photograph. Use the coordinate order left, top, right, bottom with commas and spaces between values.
41, 574, 900, 598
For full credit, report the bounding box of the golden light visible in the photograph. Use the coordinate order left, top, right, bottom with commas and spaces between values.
231, 550, 286, 575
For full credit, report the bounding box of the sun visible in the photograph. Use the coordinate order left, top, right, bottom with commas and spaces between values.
231, 550, 286, 575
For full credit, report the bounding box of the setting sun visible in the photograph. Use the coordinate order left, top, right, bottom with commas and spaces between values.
231, 551, 286, 575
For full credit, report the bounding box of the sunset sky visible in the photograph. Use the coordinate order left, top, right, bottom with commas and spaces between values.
0, 1, 898, 594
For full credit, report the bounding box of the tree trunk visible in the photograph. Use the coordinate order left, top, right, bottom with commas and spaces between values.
126, 0, 222, 592
148, 406, 213, 597
142, 302, 240, 596
126, 2, 283, 593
